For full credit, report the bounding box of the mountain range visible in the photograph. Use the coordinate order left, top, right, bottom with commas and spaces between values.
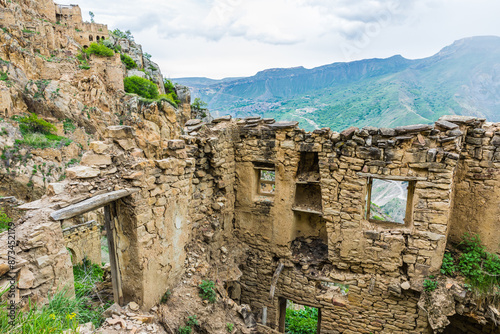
174, 36, 500, 131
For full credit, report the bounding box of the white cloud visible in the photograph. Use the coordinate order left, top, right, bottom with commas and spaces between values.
74, 0, 500, 78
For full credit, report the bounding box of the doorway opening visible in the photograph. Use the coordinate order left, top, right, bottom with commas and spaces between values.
278, 298, 321, 333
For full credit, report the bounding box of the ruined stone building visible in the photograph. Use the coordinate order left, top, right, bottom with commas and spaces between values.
0, 1, 499, 333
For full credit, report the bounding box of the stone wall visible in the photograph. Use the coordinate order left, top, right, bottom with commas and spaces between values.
63, 220, 101, 265
448, 119, 500, 253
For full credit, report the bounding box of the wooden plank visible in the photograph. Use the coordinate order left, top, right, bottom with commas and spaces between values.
50, 188, 139, 221
269, 262, 284, 300
356, 172, 427, 181
104, 204, 123, 306
292, 207, 323, 216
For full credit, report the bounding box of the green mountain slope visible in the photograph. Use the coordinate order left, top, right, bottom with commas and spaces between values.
174, 36, 500, 131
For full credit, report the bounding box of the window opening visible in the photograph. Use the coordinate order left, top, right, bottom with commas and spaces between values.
366, 178, 414, 224
259, 169, 275, 195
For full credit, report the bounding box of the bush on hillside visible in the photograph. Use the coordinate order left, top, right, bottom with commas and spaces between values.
120, 53, 137, 70
19, 113, 57, 134
124, 76, 159, 99
85, 42, 114, 57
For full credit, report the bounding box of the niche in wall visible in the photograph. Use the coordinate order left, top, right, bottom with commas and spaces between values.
296, 152, 320, 182
293, 183, 322, 213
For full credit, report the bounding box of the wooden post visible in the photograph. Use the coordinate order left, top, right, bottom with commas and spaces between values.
104, 203, 123, 305
317, 308, 322, 334
278, 297, 286, 332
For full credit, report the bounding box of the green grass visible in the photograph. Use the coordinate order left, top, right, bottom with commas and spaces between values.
15, 133, 71, 149
0, 267, 111, 334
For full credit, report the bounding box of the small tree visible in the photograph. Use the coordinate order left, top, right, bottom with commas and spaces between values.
191, 98, 208, 111
89, 11, 95, 23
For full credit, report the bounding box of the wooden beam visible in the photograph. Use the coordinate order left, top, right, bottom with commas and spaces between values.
50, 188, 139, 221
356, 172, 427, 181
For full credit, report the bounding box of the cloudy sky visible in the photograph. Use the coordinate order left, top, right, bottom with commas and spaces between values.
73, 0, 500, 79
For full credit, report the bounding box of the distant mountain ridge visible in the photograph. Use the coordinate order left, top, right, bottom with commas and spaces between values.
174, 36, 500, 131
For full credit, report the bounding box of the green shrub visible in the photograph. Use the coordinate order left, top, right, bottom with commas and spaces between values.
440, 252, 456, 276
285, 304, 318, 334
226, 323, 234, 333
0, 71, 7, 81
0, 208, 12, 232
19, 113, 56, 134
160, 290, 172, 304
164, 79, 180, 105
423, 279, 438, 292
198, 280, 216, 303
124, 76, 158, 99
456, 233, 500, 292
85, 42, 114, 57
120, 53, 137, 70
186, 315, 199, 327
101, 39, 113, 49
158, 94, 179, 108
178, 325, 192, 334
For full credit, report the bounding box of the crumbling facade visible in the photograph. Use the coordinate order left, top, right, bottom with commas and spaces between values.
0, 0, 500, 333
4, 114, 500, 333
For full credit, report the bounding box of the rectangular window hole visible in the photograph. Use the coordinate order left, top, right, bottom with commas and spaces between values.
366, 178, 414, 225
257, 169, 275, 195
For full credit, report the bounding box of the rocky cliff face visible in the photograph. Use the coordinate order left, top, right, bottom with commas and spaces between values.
0, 0, 191, 199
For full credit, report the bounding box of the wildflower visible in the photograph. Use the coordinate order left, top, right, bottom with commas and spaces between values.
49, 314, 56, 320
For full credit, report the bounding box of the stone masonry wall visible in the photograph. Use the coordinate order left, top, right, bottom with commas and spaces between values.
448, 119, 500, 253
225, 115, 498, 333
63, 220, 101, 266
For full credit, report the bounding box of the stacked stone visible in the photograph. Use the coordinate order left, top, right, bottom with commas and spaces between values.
447, 117, 500, 250
63, 220, 101, 265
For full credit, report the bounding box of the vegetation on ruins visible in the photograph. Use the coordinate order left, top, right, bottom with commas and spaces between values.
120, 53, 137, 70
226, 322, 234, 333
124, 75, 159, 99
0, 258, 110, 332
84, 42, 114, 57
198, 280, 217, 303
441, 233, 500, 294
178, 315, 199, 334
160, 289, 172, 304
0, 208, 11, 232
13, 113, 72, 149
423, 278, 438, 292
285, 303, 318, 334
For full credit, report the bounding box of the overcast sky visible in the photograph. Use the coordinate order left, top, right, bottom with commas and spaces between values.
73, 0, 500, 79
